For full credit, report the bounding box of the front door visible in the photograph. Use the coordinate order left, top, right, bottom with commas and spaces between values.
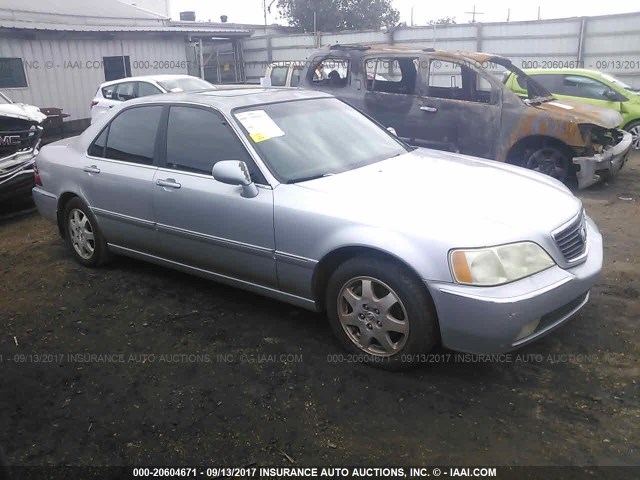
416, 57, 502, 159
153, 105, 277, 288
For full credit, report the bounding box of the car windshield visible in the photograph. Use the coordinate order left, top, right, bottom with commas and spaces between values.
600, 73, 640, 93
157, 77, 213, 92
234, 98, 409, 183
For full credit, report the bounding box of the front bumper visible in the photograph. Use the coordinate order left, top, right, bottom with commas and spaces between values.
427, 217, 603, 354
0, 150, 37, 201
573, 130, 632, 189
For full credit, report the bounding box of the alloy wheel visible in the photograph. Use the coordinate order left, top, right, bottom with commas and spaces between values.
68, 208, 96, 260
337, 276, 409, 356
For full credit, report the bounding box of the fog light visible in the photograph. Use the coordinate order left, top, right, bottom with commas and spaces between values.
515, 318, 540, 341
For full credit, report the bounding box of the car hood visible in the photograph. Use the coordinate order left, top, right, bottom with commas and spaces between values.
291, 148, 582, 244
532, 98, 622, 129
0, 103, 47, 123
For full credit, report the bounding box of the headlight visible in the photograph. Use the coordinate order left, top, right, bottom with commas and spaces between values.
450, 242, 555, 286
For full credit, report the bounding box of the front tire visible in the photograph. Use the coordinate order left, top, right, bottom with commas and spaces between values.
624, 120, 640, 150
63, 198, 109, 267
523, 143, 571, 183
325, 256, 439, 370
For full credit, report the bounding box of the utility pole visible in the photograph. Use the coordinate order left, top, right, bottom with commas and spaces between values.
411, 6, 414, 26
537, 6, 541, 20
465, 5, 484, 23
506, 8, 510, 22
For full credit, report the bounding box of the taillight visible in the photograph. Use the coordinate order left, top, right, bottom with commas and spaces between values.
34, 161, 42, 186
91, 100, 99, 109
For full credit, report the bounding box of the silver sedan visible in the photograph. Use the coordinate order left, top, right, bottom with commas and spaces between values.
32, 89, 603, 369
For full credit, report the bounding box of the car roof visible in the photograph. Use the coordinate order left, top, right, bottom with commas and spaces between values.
313, 44, 511, 65
122, 87, 334, 112
100, 74, 199, 87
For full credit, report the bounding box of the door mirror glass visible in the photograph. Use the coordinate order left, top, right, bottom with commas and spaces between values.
604, 89, 623, 101
212, 161, 258, 198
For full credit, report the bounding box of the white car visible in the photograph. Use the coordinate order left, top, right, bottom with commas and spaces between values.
90, 74, 213, 123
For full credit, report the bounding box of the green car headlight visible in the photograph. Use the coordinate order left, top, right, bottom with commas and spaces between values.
450, 242, 555, 286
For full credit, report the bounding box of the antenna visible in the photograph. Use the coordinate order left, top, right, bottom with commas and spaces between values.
465, 5, 484, 23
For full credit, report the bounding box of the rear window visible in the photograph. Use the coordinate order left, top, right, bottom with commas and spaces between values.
101, 85, 116, 99
270, 66, 289, 87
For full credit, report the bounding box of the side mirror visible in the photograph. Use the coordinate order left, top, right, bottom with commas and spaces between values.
603, 89, 623, 101
387, 127, 398, 136
212, 161, 259, 198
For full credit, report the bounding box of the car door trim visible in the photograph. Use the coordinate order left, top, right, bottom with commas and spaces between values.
156, 222, 275, 259
274, 251, 318, 267
91, 207, 155, 229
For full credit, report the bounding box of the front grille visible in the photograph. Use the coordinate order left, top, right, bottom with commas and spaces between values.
537, 291, 589, 332
554, 211, 587, 262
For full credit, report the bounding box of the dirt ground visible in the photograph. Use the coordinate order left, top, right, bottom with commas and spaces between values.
0, 153, 638, 471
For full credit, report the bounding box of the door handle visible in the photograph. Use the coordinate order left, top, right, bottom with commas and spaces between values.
420, 106, 438, 113
156, 178, 181, 189
83, 165, 100, 174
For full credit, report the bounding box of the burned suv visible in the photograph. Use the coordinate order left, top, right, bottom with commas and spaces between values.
0, 91, 46, 201
299, 45, 632, 188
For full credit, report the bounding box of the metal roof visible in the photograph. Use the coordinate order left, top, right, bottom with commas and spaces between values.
0, 0, 166, 21
0, 20, 252, 35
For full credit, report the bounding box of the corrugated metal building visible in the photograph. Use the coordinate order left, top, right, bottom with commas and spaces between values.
0, 0, 253, 130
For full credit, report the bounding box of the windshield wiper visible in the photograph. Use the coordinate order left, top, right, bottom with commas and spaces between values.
287, 173, 334, 184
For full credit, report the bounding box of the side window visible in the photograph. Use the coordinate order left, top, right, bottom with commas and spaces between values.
561, 75, 610, 100
88, 127, 109, 158
428, 60, 463, 96
114, 82, 136, 101
312, 58, 349, 88
270, 66, 289, 87
427, 60, 493, 104
165, 106, 265, 183
365, 58, 417, 94
527, 74, 562, 93
137, 82, 162, 97
104, 106, 162, 164
290, 67, 303, 87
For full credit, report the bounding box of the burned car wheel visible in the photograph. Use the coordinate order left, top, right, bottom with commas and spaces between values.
625, 121, 640, 150
63, 198, 109, 267
524, 145, 571, 182
326, 256, 438, 369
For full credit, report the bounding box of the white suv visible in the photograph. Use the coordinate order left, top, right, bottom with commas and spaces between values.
90, 75, 213, 123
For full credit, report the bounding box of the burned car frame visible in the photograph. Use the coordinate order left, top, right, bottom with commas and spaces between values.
0, 91, 46, 201
299, 45, 632, 188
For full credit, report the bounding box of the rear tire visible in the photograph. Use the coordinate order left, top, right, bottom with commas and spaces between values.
325, 256, 439, 370
63, 198, 110, 267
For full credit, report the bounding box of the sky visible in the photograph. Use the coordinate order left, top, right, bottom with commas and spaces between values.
169, 0, 639, 25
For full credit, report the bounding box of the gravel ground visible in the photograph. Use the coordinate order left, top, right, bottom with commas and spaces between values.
0, 153, 638, 471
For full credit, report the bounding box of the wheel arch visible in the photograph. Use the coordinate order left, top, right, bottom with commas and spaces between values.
506, 134, 575, 165
56, 192, 80, 237
311, 245, 433, 313
622, 118, 640, 131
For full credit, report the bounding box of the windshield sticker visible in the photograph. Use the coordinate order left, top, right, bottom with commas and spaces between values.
236, 110, 285, 143
547, 101, 574, 110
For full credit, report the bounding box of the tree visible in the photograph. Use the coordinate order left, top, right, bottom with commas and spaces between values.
276, 0, 400, 32
427, 16, 456, 26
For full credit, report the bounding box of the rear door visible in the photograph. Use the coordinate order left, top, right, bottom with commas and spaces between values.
83, 105, 163, 252
153, 105, 277, 287
361, 56, 423, 142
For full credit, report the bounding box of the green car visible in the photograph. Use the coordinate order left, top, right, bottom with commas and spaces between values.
505, 69, 640, 150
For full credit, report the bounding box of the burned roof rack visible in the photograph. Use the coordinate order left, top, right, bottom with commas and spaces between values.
328, 44, 371, 51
